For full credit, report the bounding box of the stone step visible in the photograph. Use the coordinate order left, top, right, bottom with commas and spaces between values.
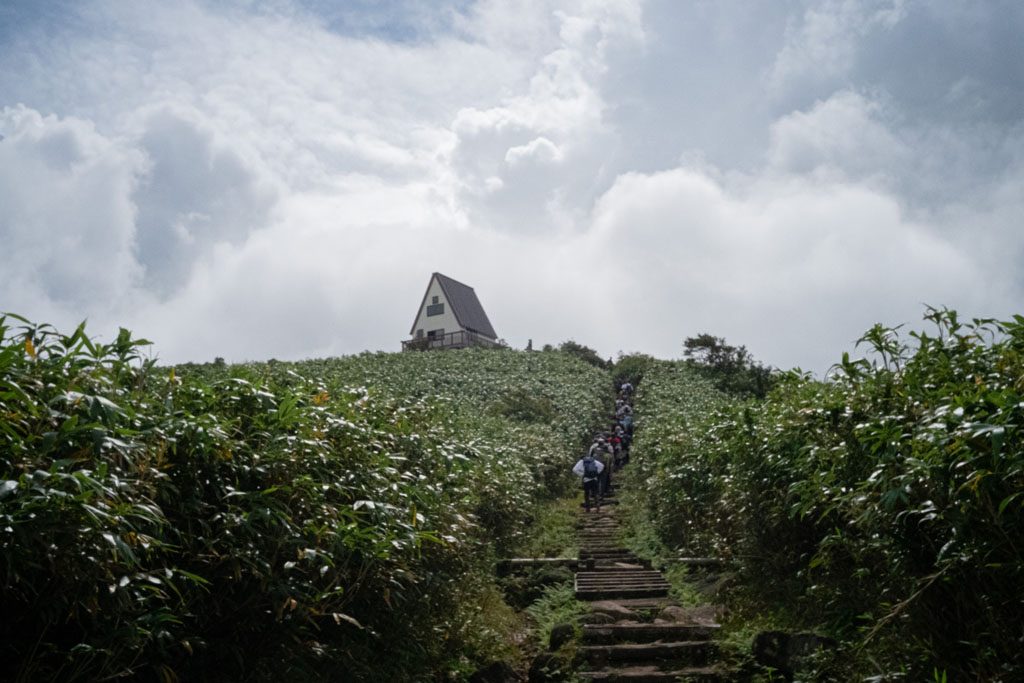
577, 584, 671, 594
661, 557, 732, 568
578, 588, 673, 599
582, 623, 719, 644
578, 665, 728, 682
576, 586, 670, 600
576, 575, 668, 583
578, 540, 625, 546
579, 540, 623, 546
576, 573, 666, 580
577, 563, 651, 572
576, 641, 716, 665
590, 557, 642, 563
581, 551, 637, 558
576, 580, 670, 590
496, 557, 577, 573
576, 571, 665, 581
595, 597, 676, 610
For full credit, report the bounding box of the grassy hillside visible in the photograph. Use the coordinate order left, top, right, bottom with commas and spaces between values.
8, 308, 1020, 680
0, 316, 609, 681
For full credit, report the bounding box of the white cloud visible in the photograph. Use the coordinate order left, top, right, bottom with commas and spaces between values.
769, 0, 908, 93
767, 90, 909, 178
0, 0, 1021, 373
131, 106, 280, 296
0, 106, 143, 315
582, 166, 991, 371
449, 0, 643, 231
505, 136, 564, 165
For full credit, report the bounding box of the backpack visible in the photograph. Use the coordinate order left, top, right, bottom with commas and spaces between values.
583, 455, 599, 478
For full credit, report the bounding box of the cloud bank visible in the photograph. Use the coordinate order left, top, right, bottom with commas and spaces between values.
1, 0, 1021, 372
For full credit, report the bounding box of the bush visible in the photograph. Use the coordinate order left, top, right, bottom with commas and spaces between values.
612, 353, 655, 388
636, 310, 1024, 679
682, 333, 775, 398
490, 387, 557, 424
557, 341, 609, 370
0, 316, 609, 681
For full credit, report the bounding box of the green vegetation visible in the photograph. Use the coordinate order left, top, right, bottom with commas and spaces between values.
555, 340, 610, 370
523, 582, 585, 647
513, 497, 580, 559
632, 309, 1024, 679
0, 315, 608, 681
611, 352, 655, 389
7, 306, 1022, 681
682, 333, 776, 398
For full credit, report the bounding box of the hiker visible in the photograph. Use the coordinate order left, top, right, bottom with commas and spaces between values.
597, 437, 615, 497
609, 430, 623, 469
616, 424, 631, 464
573, 449, 605, 512
620, 412, 634, 437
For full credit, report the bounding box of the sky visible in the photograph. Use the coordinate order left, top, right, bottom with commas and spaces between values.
1, 0, 1022, 373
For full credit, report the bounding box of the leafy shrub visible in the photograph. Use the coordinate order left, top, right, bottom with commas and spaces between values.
557, 340, 609, 370
0, 315, 608, 681
612, 353, 655, 388
636, 310, 1024, 679
490, 387, 557, 424
682, 333, 775, 398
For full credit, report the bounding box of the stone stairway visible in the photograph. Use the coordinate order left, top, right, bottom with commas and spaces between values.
573, 497, 733, 682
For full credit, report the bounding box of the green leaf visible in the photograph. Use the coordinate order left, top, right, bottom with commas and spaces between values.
998, 492, 1023, 517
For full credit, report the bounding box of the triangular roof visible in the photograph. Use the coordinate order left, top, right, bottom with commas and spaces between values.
409, 272, 498, 339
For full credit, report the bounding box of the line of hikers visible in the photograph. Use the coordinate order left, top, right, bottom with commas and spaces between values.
572, 381, 635, 512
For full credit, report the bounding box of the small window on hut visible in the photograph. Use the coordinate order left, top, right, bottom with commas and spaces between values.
426, 298, 445, 316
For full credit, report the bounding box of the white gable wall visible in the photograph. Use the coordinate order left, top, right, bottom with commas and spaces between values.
411, 276, 462, 337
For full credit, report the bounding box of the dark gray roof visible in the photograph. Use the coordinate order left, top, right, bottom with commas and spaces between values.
410, 272, 498, 339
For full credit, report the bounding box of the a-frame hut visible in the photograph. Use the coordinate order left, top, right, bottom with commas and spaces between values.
402, 273, 500, 350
